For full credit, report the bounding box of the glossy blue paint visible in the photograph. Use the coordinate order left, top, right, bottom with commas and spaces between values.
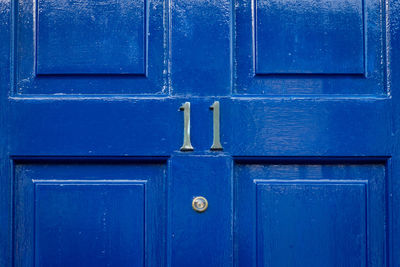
13, 160, 167, 267
0, 0, 398, 266
256, 182, 367, 266
35, 182, 145, 266
389, 1, 400, 265
170, 0, 232, 95
37, 0, 146, 74
169, 155, 232, 266
235, 0, 385, 95
16, 0, 166, 94
255, 0, 364, 74
235, 162, 386, 266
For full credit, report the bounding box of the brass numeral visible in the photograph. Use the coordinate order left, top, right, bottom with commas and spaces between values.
210, 101, 223, 151
179, 102, 194, 151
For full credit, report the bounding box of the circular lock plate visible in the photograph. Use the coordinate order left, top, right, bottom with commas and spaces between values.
192, 196, 208, 212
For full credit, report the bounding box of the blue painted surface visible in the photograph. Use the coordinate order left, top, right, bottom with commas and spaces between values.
169, 155, 233, 266
13, 161, 167, 267
255, 0, 364, 74
235, 162, 386, 266
170, 0, 232, 95
235, 0, 385, 95
0, 0, 398, 266
35, 182, 145, 266
255, 182, 367, 266
16, 0, 166, 94
37, 0, 146, 74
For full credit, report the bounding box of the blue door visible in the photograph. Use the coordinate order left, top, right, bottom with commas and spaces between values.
0, 0, 399, 266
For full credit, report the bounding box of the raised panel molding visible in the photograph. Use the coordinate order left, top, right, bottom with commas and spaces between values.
13, 159, 167, 266
36, 0, 146, 75
255, 0, 364, 74
234, 160, 386, 266
234, 0, 386, 95
14, 0, 166, 95
255, 180, 367, 266
34, 180, 145, 266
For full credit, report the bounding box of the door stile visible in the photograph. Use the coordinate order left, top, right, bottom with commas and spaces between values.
388, 0, 400, 265
168, 154, 233, 267
0, 0, 12, 265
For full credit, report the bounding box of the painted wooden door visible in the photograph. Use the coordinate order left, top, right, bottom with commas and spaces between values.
0, 0, 399, 266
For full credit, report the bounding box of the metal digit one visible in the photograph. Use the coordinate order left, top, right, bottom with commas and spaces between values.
210, 101, 223, 151
179, 102, 194, 151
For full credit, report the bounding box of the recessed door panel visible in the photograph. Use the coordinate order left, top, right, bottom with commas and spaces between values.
37, 0, 146, 75
255, 181, 367, 266
255, 0, 364, 74
34, 181, 145, 266
13, 160, 166, 267
235, 161, 386, 266
235, 0, 385, 95
15, 0, 166, 95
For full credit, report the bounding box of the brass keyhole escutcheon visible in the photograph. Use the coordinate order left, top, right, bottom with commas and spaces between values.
192, 196, 208, 213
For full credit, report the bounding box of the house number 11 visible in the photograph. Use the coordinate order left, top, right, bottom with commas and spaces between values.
179, 101, 223, 151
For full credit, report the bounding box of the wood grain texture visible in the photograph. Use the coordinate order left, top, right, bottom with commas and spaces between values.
0, 0, 397, 265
